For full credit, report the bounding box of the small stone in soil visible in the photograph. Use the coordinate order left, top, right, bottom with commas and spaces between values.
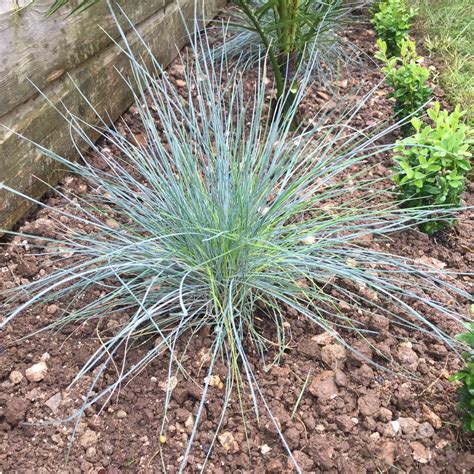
218, 431, 239, 453
396, 342, 419, 372
399, 417, 419, 436
321, 344, 346, 369
4, 398, 29, 427
334, 369, 348, 387
9, 370, 24, 385
102, 441, 114, 455
369, 314, 390, 333
176, 408, 191, 423
336, 415, 356, 433
414, 256, 446, 270
291, 450, 314, 470
390, 419, 400, 434
45, 392, 62, 414
380, 441, 397, 466
357, 393, 380, 417
85, 446, 97, 461
284, 427, 301, 449
116, 409, 127, 419
185, 381, 203, 400
171, 387, 189, 404
263, 418, 281, 437
46, 304, 59, 315
308, 371, 338, 400
17, 260, 38, 277
169, 64, 185, 77
184, 414, 194, 434
337, 79, 349, 88
51, 434, 64, 446
260, 444, 272, 455
347, 340, 373, 366
204, 374, 223, 389
417, 422, 435, 438
378, 407, 393, 422
316, 89, 331, 101
297, 338, 321, 358
395, 382, 414, 409
422, 404, 442, 430
410, 441, 431, 463
353, 364, 375, 386
25, 360, 48, 382
311, 333, 334, 346
267, 459, 284, 472
363, 416, 377, 431
79, 429, 98, 449
159, 375, 177, 392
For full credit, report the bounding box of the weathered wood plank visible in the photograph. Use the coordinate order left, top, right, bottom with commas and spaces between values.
0, 0, 174, 117
0, 0, 226, 233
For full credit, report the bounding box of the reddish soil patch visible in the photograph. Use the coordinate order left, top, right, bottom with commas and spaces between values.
1, 11, 473, 474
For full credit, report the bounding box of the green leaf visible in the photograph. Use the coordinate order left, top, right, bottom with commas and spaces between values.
411, 117, 423, 132
458, 159, 471, 171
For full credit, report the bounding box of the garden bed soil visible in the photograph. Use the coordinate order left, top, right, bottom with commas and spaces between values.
1, 13, 473, 474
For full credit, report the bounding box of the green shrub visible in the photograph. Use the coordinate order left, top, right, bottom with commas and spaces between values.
392, 102, 472, 234
450, 321, 474, 432
371, 0, 416, 56
1, 18, 471, 471
376, 38, 431, 128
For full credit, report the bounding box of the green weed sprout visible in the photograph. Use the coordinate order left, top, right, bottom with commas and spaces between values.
392, 102, 472, 234
450, 321, 474, 432
0, 8, 471, 472
371, 0, 416, 57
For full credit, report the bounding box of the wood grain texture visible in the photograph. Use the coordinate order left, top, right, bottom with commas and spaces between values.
0, 0, 226, 233
0, 0, 172, 117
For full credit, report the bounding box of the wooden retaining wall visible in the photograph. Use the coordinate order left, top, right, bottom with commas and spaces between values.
0, 0, 225, 233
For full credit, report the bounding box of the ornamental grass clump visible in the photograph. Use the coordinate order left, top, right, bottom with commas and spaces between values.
0, 13, 471, 471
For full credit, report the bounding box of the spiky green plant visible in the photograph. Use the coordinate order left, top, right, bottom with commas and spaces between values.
0, 8, 470, 472
222, 0, 354, 103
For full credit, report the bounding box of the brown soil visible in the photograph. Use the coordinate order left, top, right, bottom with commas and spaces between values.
1, 11, 473, 474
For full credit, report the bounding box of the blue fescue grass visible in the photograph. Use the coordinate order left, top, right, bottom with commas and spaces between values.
0, 4, 471, 471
